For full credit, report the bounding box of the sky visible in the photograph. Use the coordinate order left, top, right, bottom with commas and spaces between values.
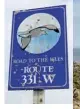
74, 0, 80, 48
5, 0, 73, 104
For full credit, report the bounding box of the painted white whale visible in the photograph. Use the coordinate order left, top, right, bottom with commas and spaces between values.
17, 24, 59, 50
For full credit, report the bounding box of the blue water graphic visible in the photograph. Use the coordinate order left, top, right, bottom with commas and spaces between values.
26, 29, 60, 54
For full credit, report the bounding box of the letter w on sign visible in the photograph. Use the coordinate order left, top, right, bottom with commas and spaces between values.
42, 74, 56, 83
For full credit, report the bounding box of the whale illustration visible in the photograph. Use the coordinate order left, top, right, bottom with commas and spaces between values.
17, 24, 59, 50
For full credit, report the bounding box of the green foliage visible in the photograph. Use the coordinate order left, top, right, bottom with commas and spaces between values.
73, 62, 80, 109
73, 62, 80, 89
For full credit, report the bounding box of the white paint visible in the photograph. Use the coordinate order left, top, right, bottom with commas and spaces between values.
18, 13, 60, 32
17, 13, 61, 54
5, 0, 73, 104
42, 74, 56, 83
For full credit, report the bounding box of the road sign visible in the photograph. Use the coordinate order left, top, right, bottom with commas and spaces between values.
8, 5, 69, 90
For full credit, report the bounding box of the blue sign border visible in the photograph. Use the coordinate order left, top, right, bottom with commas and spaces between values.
8, 5, 69, 90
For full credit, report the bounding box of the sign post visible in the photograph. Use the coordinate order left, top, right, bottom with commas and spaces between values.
33, 90, 44, 104
8, 5, 69, 104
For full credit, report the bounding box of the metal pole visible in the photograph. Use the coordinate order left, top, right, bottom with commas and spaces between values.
33, 89, 45, 104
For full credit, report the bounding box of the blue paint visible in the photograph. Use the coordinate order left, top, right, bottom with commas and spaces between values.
8, 5, 69, 90
25, 29, 60, 54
